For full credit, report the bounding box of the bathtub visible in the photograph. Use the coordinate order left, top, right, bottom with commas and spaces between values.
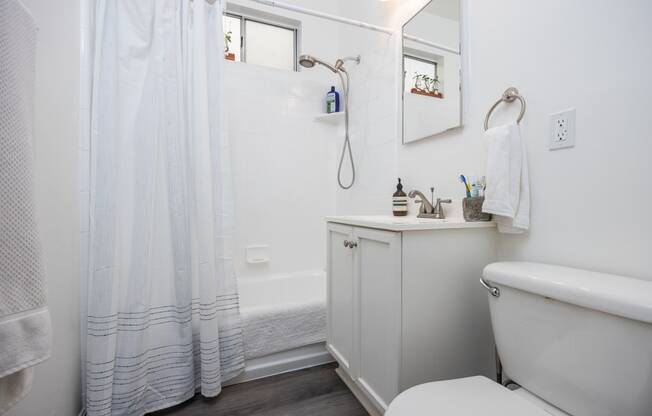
228, 269, 332, 384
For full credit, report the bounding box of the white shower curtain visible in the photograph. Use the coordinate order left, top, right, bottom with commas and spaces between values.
82, 1, 244, 414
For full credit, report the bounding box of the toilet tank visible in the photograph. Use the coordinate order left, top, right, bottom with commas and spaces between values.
483, 262, 652, 416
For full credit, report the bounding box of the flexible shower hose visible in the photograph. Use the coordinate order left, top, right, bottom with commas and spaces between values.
336, 70, 355, 189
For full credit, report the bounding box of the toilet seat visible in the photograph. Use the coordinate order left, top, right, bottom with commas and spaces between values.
385, 376, 553, 416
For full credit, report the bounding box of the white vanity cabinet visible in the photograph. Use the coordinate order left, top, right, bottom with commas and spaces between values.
326, 216, 497, 415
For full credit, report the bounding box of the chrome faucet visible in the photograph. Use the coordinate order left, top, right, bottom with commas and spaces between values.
408, 187, 452, 219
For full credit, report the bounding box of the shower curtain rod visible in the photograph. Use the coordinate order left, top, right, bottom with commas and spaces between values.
237, 0, 460, 55
244, 0, 395, 34
403, 34, 460, 55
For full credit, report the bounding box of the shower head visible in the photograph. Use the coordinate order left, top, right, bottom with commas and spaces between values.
298, 54, 316, 68
299, 54, 338, 73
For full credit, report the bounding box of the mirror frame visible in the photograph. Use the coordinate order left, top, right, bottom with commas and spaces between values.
400, 0, 463, 145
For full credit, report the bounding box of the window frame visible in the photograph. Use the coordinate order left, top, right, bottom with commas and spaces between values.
404, 54, 439, 83
224, 9, 300, 71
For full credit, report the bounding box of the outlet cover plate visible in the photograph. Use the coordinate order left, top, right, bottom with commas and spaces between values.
549, 108, 576, 150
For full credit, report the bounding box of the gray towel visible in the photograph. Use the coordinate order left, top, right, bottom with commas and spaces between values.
0, 0, 51, 413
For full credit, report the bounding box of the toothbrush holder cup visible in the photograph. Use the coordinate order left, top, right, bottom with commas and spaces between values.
463, 197, 492, 222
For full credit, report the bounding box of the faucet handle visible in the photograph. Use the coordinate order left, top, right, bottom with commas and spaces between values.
433, 197, 452, 219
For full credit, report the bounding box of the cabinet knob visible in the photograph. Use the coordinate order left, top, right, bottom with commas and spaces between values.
349, 241, 358, 248
343, 240, 350, 248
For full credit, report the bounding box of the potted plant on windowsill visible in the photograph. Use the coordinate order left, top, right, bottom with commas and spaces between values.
410, 73, 443, 99
224, 31, 235, 61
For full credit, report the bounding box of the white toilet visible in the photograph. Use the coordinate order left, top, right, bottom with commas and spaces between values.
386, 262, 652, 416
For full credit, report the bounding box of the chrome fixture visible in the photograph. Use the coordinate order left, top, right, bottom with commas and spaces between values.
433, 197, 452, 219
484, 87, 526, 131
408, 187, 451, 219
299, 54, 338, 73
343, 240, 358, 249
299, 54, 361, 190
480, 277, 501, 297
408, 189, 435, 217
334, 55, 361, 72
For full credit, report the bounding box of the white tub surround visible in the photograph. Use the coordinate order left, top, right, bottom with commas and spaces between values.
326, 216, 497, 415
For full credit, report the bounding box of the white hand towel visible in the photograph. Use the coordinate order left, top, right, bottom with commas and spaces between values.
482, 122, 530, 234
0, 1, 51, 413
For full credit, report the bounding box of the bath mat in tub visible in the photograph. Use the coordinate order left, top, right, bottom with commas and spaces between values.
241, 300, 326, 359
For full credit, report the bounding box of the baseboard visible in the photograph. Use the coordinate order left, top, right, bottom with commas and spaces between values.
226, 343, 334, 385
335, 367, 383, 416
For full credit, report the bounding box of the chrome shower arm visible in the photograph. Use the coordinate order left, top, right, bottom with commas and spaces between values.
335, 55, 361, 72
340, 55, 361, 64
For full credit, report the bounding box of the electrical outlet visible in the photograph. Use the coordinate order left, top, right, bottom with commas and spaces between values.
549, 108, 576, 150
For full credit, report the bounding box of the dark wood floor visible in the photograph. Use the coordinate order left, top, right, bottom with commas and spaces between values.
151, 363, 369, 416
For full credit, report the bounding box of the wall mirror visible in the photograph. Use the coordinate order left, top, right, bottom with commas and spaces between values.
402, 0, 462, 144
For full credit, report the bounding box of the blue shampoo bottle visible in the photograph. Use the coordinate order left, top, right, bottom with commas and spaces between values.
326, 86, 340, 113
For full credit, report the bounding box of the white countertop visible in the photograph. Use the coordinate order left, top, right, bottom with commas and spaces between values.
325, 215, 496, 232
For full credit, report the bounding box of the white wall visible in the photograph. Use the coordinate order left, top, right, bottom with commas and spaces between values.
464, 0, 652, 280
6, 1, 82, 416
333, 17, 400, 215
337, 0, 652, 281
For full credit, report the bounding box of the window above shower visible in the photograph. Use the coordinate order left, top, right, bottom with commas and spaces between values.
223, 6, 300, 72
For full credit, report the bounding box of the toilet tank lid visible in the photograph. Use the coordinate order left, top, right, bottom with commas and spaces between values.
483, 262, 652, 324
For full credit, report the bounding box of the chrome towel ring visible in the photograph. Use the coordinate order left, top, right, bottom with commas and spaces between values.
484, 87, 526, 131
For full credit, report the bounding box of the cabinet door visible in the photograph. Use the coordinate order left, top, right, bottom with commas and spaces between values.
326, 223, 355, 374
354, 227, 401, 412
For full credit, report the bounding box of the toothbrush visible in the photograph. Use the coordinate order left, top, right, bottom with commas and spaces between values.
459, 175, 472, 198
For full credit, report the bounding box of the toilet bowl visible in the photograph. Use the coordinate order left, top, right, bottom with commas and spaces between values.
387, 262, 652, 416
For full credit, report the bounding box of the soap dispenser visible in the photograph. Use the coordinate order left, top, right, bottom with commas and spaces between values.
392, 178, 408, 217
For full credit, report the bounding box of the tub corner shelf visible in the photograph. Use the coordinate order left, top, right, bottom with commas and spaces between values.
314, 112, 345, 124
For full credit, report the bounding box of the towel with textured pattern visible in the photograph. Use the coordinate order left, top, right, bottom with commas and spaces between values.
241, 300, 326, 360
0, 0, 52, 412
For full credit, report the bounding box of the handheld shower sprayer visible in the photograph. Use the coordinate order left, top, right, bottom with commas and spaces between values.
298, 55, 338, 73
298, 54, 361, 189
